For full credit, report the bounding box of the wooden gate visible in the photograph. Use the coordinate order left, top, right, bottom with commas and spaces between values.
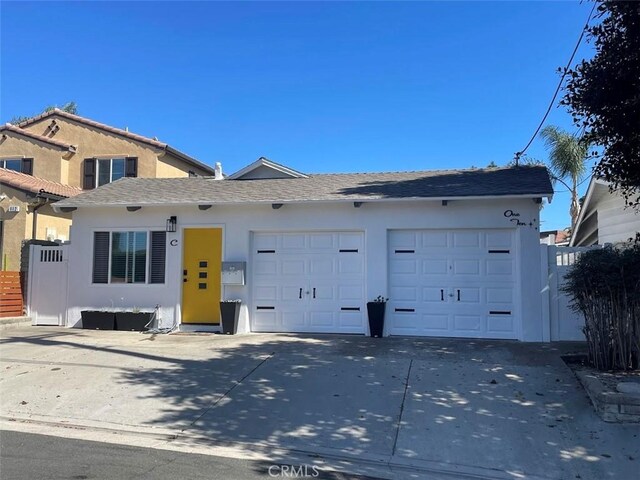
0, 271, 23, 317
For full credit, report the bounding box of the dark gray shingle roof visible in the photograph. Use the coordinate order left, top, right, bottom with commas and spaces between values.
56, 165, 553, 208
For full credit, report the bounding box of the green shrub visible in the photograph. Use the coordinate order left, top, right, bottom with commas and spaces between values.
562, 243, 640, 371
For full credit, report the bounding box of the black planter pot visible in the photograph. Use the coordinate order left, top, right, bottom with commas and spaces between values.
81, 311, 115, 330
115, 312, 153, 331
220, 302, 241, 334
366, 302, 386, 337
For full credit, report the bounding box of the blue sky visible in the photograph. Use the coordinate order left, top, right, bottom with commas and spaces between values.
1, 1, 595, 230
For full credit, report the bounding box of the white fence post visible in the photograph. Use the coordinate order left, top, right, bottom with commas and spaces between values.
540, 244, 551, 342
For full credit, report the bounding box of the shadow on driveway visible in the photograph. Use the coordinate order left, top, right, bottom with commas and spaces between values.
1, 330, 638, 480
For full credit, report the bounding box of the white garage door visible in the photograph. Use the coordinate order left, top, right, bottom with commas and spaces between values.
251, 232, 365, 333
388, 229, 518, 339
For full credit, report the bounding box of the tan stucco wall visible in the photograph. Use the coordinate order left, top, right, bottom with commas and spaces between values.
156, 152, 213, 177
22, 117, 161, 187
22, 116, 212, 184
34, 205, 72, 242
0, 185, 28, 270
0, 133, 69, 183
0, 184, 72, 270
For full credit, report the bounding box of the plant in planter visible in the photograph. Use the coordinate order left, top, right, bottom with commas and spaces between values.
80, 309, 115, 330
219, 299, 241, 335
366, 295, 388, 338
115, 307, 154, 332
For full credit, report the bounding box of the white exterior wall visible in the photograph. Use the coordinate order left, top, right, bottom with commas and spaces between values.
597, 194, 640, 245
64, 197, 544, 341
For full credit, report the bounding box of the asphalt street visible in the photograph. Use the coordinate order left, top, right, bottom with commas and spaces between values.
0, 430, 380, 480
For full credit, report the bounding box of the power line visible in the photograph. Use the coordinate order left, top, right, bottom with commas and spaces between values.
514, 2, 597, 165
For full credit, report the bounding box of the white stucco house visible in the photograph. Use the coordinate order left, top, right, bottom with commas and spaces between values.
54, 158, 554, 341
570, 177, 640, 246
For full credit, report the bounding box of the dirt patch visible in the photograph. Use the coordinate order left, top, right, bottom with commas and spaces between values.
563, 354, 640, 393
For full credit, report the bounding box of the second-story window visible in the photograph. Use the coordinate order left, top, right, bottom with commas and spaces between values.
0, 158, 33, 175
83, 157, 137, 189
97, 158, 126, 187
1, 159, 22, 171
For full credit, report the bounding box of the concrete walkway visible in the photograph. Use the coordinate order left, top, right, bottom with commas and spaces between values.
1, 328, 638, 479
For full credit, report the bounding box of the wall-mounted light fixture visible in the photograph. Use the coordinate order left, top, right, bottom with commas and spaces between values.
126, 206, 141, 212
353, 202, 363, 208
272, 203, 283, 210
166, 215, 177, 232
198, 204, 212, 211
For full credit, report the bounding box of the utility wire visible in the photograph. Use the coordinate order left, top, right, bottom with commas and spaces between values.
514, 2, 597, 165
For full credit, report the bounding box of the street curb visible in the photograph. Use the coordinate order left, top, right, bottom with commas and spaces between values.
1, 414, 556, 480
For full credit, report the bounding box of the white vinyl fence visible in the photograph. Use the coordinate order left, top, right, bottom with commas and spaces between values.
540, 244, 600, 341
27, 244, 69, 326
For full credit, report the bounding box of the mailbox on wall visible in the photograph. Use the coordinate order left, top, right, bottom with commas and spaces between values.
221, 261, 246, 285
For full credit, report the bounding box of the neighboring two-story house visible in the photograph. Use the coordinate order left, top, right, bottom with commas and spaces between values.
0, 109, 215, 270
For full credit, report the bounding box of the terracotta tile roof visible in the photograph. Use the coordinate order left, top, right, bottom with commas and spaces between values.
1, 123, 76, 151
0, 168, 83, 198
56, 165, 554, 208
17, 109, 215, 174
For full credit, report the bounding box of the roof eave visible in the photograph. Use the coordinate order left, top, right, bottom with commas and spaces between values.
53, 192, 553, 211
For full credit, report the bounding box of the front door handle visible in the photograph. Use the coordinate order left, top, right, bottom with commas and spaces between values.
313, 288, 316, 299
440, 289, 444, 301
457, 289, 461, 301
299, 288, 303, 299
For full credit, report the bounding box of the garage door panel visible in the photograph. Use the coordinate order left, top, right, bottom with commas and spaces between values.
254, 234, 277, 250
339, 284, 364, 301
390, 231, 417, 249
420, 231, 448, 248
422, 287, 444, 303
486, 231, 513, 249
390, 286, 417, 301
282, 285, 304, 302
252, 232, 365, 334
391, 259, 418, 274
453, 259, 480, 275
389, 229, 517, 339
254, 259, 277, 275
339, 311, 364, 328
486, 259, 514, 277
422, 259, 447, 275
453, 315, 482, 332
255, 286, 278, 302
253, 311, 278, 330
487, 314, 514, 333
282, 311, 306, 329
338, 256, 364, 274
282, 234, 306, 250
309, 233, 334, 250
309, 257, 334, 275
338, 233, 363, 250
458, 287, 481, 304
282, 259, 306, 275
486, 287, 513, 303
453, 231, 481, 248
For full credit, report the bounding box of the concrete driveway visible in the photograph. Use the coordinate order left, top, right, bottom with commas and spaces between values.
1, 328, 638, 480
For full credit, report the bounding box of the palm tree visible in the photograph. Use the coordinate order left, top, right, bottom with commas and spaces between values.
540, 125, 590, 231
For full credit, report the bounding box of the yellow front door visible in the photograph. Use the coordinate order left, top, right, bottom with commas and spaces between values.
181, 228, 222, 324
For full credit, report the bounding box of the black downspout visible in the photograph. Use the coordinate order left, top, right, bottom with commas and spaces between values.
31, 198, 48, 240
